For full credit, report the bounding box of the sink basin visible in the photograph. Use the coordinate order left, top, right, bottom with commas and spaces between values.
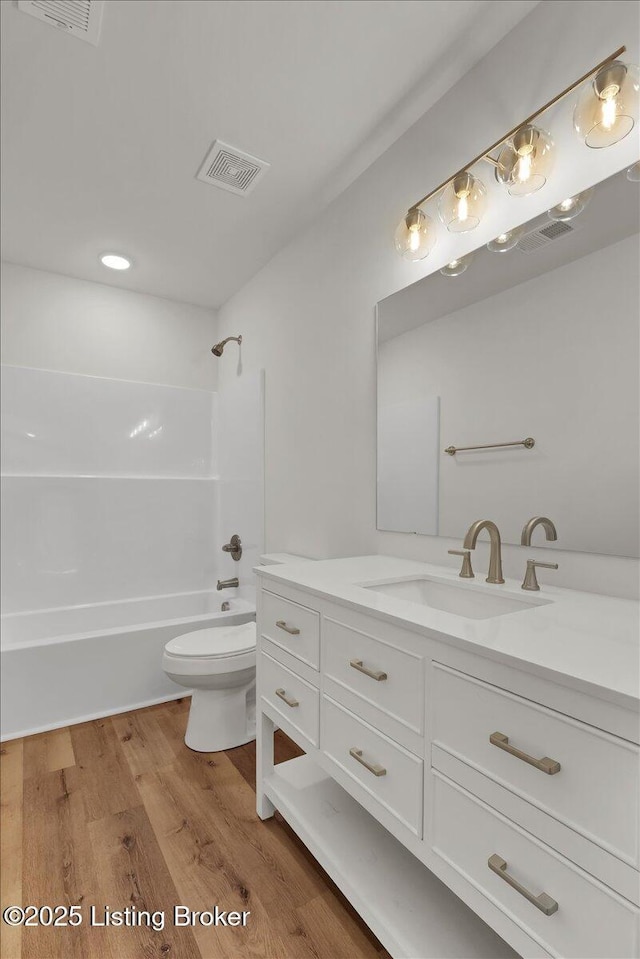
363, 577, 548, 620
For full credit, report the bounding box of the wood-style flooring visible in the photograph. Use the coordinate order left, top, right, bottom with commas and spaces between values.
1, 698, 390, 959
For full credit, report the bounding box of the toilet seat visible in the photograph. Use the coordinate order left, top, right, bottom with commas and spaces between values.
162, 622, 257, 678
165, 623, 256, 660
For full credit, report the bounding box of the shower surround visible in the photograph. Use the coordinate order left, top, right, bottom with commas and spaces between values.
0, 365, 264, 739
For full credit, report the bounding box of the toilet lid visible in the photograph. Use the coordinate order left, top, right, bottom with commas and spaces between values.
165, 622, 256, 658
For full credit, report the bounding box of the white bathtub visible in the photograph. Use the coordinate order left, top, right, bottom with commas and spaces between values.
0, 590, 256, 740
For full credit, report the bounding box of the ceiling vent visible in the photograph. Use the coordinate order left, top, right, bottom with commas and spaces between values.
18, 0, 104, 45
517, 218, 577, 254
196, 140, 270, 196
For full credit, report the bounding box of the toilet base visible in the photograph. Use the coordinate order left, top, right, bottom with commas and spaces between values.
185, 682, 256, 752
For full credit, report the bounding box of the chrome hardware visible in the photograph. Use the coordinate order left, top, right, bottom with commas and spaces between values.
445, 437, 534, 456
276, 620, 300, 635
448, 549, 474, 578
349, 747, 386, 777
275, 688, 299, 708
521, 559, 558, 592
490, 732, 560, 775
221, 534, 242, 561
463, 520, 504, 584
488, 854, 558, 915
221, 601, 230, 612
521, 516, 558, 547
217, 577, 239, 590
350, 659, 387, 682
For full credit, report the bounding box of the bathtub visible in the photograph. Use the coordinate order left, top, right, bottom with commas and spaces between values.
0, 590, 256, 740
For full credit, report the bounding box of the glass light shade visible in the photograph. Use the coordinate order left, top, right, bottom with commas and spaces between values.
574, 61, 639, 148
394, 209, 437, 260
438, 172, 487, 232
440, 252, 474, 277
547, 188, 593, 222
627, 161, 640, 182
495, 125, 555, 197
486, 227, 524, 253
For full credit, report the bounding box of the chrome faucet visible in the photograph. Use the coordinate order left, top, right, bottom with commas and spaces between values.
217, 577, 239, 591
521, 516, 558, 546
463, 520, 504, 584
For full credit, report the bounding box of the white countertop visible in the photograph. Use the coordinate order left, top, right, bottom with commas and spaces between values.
256, 555, 640, 711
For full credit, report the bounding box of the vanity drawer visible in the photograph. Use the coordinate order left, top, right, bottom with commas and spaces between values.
431, 663, 639, 866
323, 617, 424, 735
260, 651, 319, 747
432, 772, 639, 959
261, 590, 320, 669
321, 695, 423, 836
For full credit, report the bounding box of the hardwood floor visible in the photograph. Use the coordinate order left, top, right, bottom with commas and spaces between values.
1, 699, 390, 959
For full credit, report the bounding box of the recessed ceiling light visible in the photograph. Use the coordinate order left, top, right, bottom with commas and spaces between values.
100, 253, 132, 270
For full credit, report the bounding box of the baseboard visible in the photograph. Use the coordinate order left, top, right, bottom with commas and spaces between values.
0, 689, 193, 742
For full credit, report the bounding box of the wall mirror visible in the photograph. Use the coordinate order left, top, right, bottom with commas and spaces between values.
376, 167, 639, 558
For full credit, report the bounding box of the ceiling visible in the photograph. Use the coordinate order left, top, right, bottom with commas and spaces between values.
1, 0, 538, 309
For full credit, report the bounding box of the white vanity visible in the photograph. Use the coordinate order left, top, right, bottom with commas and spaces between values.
255, 555, 640, 959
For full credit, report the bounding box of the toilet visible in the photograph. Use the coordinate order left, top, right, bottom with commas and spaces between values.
163, 622, 257, 752
162, 552, 311, 752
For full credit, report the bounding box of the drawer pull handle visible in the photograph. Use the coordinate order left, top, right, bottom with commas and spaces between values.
349, 747, 386, 777
275, 688, 299, 708
488, 854, 558, 916
350, 659, 387, 682
490, 731, 561, 775
276, 620, 300, 635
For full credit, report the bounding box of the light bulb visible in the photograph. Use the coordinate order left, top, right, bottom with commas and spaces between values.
574, 61, 639, 148
440, 253, 474, 277
438, 172, 487, 233
100, 253, 132, 270
495, 125, 555, 197
548, 188, 592, 222
600, 93, 618, 130
394, 209, 437, 261
486, 227, 523, 253
627, 161, 640, 182
516, 151, 532, 184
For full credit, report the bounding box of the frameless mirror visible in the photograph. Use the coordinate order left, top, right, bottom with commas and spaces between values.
376, 167, 639, 557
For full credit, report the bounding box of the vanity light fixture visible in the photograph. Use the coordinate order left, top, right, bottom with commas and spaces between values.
627, 161, 640, 182
547, 188, 593, 222
100, 253, 132, 270
574, 60, 639, 148
440, 253, 474, 277
394, 208, 437, 261
438, 172, 487, 232
396, 46, 630, 260
486, 227, 523, 253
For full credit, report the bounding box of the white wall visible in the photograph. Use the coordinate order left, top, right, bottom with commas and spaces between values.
0, 262, 218, 390
0, 365, 218, 613
378, 234, 640, 558
216, 0, 640, 599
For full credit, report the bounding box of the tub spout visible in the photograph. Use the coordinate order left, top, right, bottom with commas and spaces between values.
217, 577, 239, 591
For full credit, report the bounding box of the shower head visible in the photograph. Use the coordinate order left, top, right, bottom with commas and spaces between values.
211, 335, 242, 356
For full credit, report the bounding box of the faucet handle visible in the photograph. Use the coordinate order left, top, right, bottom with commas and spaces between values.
448, 549, 474, 579
522, 559, 558, 592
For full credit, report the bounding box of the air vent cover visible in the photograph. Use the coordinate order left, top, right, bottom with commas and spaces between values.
196, 140, 270, 196
517, 219, 575, 253
18, 0, 104, 44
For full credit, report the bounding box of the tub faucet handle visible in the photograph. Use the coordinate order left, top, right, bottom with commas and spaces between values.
221, 534, 242, 561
